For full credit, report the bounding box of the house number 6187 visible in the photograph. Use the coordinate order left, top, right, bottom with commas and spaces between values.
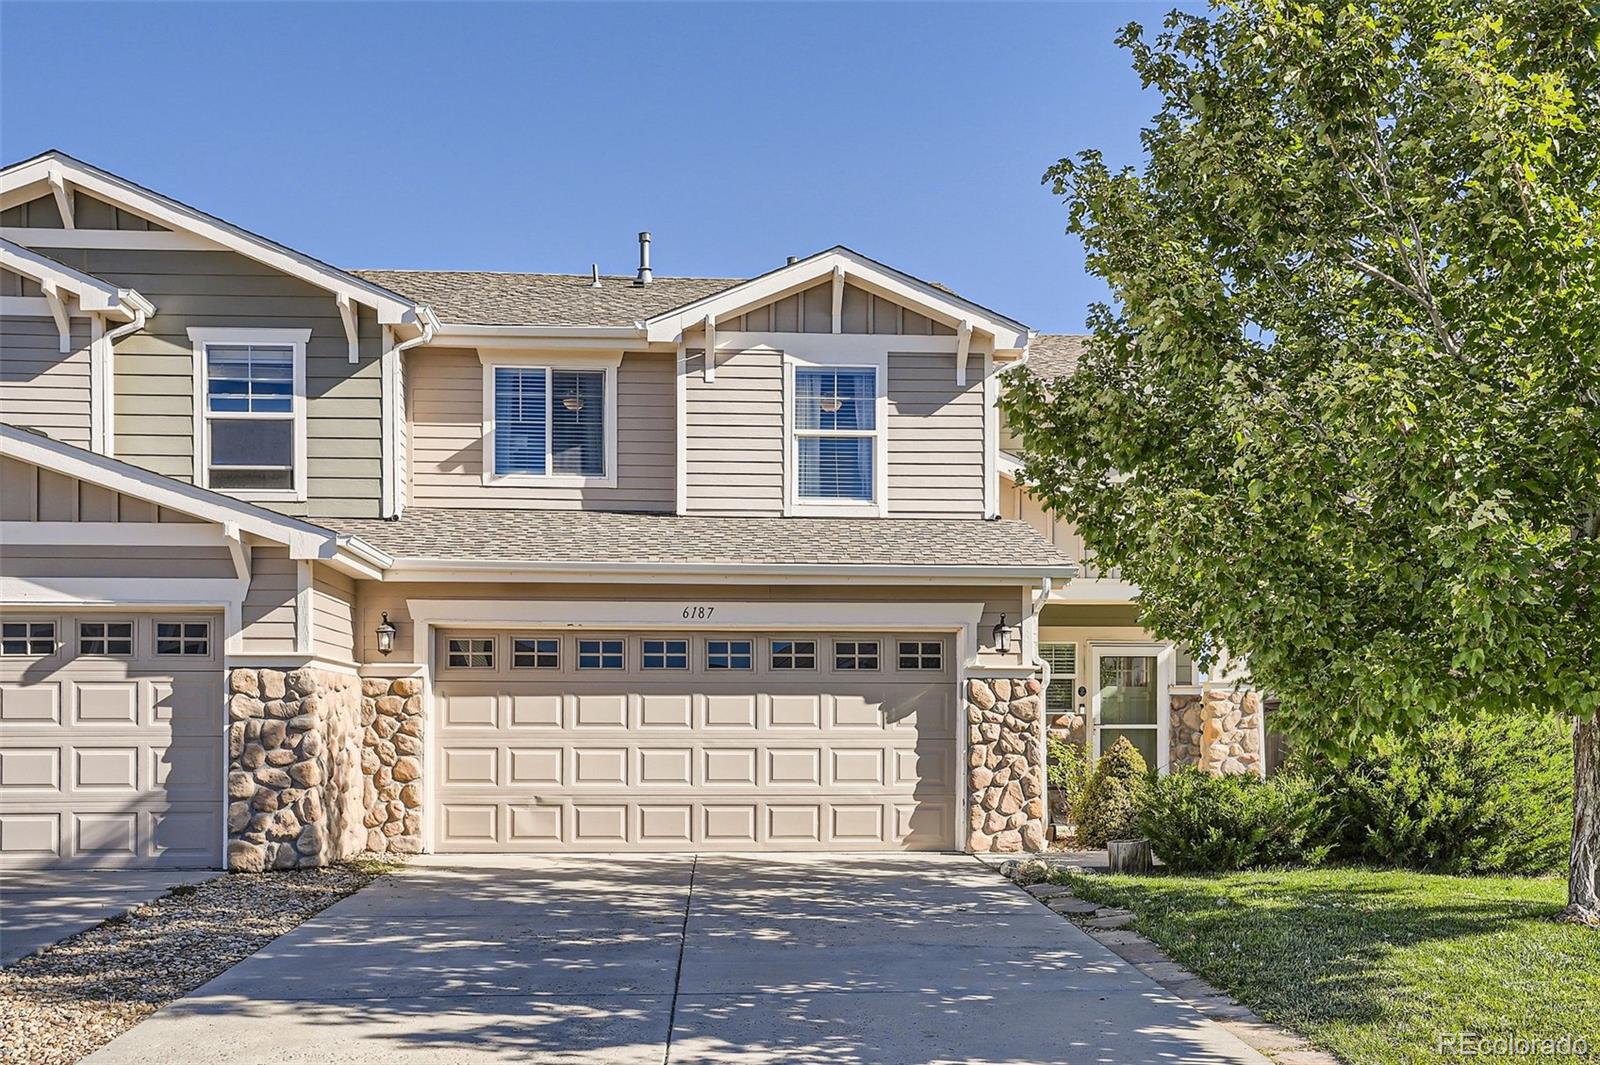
681, 606, 715, 620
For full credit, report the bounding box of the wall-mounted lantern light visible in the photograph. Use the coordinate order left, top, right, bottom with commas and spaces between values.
991, 614, 1013, 655
375, 611, 397, 656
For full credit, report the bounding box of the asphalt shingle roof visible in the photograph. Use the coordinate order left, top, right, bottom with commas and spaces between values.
1028, 334, 1088, 380
335, 509, 1073, 570
350, 270, 741, 327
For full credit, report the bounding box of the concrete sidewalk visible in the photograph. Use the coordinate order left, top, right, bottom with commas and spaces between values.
1, 870, 218, 966
86, 853, 1267, 1064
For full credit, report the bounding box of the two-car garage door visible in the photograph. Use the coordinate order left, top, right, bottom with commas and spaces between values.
0, 612, 223, 870
432, 629, 959, 852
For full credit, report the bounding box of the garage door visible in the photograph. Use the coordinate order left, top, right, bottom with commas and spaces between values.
0, 612, 223, 869
431, 630, 959, 852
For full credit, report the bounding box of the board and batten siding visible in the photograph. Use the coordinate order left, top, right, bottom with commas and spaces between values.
886, 351, 985, 517
0, 314, 93, 450
682, 348, 785, 516
6, 245, 385, 521
406, 347, 674, 511
719, 281, 958, 337
0, 455, 200, 524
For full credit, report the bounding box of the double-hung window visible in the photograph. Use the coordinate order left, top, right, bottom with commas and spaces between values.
794, 367, 877, 503
191, 328, 308, 498
487, 363, 611, 482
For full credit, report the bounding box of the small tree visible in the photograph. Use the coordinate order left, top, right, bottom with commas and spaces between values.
1006, 0, 1600, 919
1077, 737, 1150, 847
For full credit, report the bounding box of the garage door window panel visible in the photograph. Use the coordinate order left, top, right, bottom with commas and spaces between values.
642, 639, 689, 670
155, 622, 209, 657
897, 640, 943, 671
447, 638, 495, 669
770, 639, 817, 670
80, 622, 134, 657
706, 639, 753, 670
2, 621, 57, 657
578, 639, 625, 670
834, 640, 880, 671
511, 638, 559, 669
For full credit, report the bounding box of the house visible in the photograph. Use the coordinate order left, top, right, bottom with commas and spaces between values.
0, 151, 1264, 871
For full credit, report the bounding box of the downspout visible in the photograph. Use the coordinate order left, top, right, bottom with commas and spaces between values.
381, 306, 439, 519
1029, 574, 1055, 844
100, 300, 151, 456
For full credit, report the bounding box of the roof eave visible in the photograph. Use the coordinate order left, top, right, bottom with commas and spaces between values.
379, 558, 1078, 583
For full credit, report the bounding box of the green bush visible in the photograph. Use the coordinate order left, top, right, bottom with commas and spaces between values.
1047, 738, 1091, 824
1075, 736, 1149, 847
1136, 769, 1331, 872
1310, 714, 1572, 875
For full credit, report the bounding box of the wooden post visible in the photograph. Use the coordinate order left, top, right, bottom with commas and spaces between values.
1107, 838, 1153, 874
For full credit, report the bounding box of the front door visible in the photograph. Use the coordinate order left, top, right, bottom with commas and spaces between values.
1092, 650, 1163, 772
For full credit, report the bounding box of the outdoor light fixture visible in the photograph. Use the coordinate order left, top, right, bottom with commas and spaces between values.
819, 395, 843, 414
375, 611, 397, 656
992, 614, 1013, 654
562, 394, 585, 412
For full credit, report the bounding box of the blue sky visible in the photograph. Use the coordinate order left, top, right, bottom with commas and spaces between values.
0, 2, 1187, 332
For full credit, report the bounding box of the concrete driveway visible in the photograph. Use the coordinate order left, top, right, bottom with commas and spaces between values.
87, 854, 1265, 1064
1, 869, 218, 965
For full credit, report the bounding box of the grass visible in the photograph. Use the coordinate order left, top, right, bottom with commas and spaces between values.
1059, 867, 1600, 1065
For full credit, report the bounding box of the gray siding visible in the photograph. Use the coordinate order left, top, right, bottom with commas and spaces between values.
886, 352, 985, 517
20, 246, 385, 520
0, 455, 195, 523
1, 192, 167, 230
0, 315, 92, 449
407, 348, 674, 511
241, 546, 297, 653
682, 348, 784, 516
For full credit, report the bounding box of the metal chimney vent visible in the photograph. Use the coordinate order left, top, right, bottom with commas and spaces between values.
635, 232, 653, 285
589, 263, 601, 288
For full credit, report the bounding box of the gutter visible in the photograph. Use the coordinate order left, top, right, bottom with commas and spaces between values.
380, 558, 1079, 583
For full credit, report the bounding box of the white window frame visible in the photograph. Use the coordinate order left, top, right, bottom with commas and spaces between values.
479, 352, 621, 489
782, 349, 889, 517
1087, 641, 1175, 775
189, 327, 310, 502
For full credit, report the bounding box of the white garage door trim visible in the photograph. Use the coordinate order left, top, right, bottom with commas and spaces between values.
409, 599, 987, 853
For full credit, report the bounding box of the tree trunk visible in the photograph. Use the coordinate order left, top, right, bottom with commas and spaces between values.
1565, 712, 1600, 925
1108, 838, 1153, 875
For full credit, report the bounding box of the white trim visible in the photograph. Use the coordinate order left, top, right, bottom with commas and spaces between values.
782, 350, 890, 518
830, 264, 845, 333
0, 240, 156, 320
477, 353, 621, 489
1087, 641, 1174, 774
717, 332, 961, 357
0, 227, 220, 251
46, 166, 75, 229
982, 350, 998, 519
955, 320, 973, 386
702, 315, 717, 382
380, 326, 398, 518
433, 323, 644, 340
674, 342, 688, 516
337, 293, 360, 363
0, 522, 229, 546
88, 314, 107, 452
1048, 578, 1140, 604
39, 282, 71, 353
222, 523, 251, 582
294, 560, 313, 655
0, 153, 424, 326
0, 295, 83, 319
224, 653, 362, 676
188, 327, 310, 503
643, 247, 1028, 350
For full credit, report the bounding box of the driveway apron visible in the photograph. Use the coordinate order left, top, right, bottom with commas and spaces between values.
85, 853, 1266, 1064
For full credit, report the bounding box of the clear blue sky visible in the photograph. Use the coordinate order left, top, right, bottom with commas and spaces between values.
0, 2, 1191, 332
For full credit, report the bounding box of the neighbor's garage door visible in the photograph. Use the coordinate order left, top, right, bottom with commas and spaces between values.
431, 630, 958, 852
0, 612, 223, 870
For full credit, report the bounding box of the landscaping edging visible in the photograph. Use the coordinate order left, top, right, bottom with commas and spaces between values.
0, 858, 397, 1065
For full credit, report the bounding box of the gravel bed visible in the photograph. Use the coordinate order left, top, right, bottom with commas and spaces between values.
0, 858, 397, 1065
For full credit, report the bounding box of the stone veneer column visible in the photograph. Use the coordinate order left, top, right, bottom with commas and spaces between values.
1169, 692, 1205, 769
965, 677, 1047, 853
359, 676, 425, 855
1198, 687, 1265, 776
226, 668, 365, 871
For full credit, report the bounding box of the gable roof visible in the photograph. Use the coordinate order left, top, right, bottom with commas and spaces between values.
0, 150, 426, 329
0, 237, 154, 320
1028, 334, 1088, 379
351, 270, 739, 327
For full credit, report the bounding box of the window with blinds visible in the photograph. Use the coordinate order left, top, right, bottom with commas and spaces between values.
492, 366, 606, 478
795, 367, 876, 501
1040, 642, 1078, 712
205, 343, 295, 490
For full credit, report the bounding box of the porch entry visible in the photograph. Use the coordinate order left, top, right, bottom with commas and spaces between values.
1090, 644, 1172, 772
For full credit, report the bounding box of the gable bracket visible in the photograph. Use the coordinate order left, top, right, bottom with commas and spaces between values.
39, 281, 71, 353
955, 319, 973, 386
831, 265, 845, 334
337, 293, 360, 363
703, 313, 717, 382
46, 166, 74, 229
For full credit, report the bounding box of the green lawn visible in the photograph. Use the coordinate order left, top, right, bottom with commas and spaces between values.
1059, 868, 1600, 1065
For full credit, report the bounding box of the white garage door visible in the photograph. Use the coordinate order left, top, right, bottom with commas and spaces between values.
0, 612, 223, 870
431, 630, 959, 852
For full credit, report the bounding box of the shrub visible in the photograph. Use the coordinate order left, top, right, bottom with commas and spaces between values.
1046, 738, 1091, 825
1136, 769, 1331, 872
1309, 713, 1572, 875
1075, 736, 1149, 847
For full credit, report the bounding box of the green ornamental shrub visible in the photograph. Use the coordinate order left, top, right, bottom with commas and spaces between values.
1075, 736, 1149, 848
1046, 738, 1091, 825
1136, 769, 1331, 872
1310, 714, 1572, 875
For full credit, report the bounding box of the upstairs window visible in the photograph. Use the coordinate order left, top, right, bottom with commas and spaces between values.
190, 328, 308, 499
488, 364, 610, 481
794, 367, 876, 502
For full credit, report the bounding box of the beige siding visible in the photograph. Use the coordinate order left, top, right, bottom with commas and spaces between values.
0, 456, 197, 524
15, 246, 384, 520
0, 315, 93, 449
682, 349, 784, 516
240, 546, 297, 654
886, 352, 984, 517
407, 348, 674, 511
999, 480, 1115, 579
723, 283, 957, 336
396, 349, 409, 508
311, 564, 357, 664
356, 580, 1026, 666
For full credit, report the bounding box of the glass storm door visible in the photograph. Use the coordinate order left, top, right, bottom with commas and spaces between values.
1094, 653, 1159, 769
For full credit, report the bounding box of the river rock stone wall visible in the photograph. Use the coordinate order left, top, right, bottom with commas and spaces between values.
226, 668, 365, 871
361, 676, 425, 855
966, 677, 1047, 854
1170, 692, 1205, 769
1199, 687, 1265, 776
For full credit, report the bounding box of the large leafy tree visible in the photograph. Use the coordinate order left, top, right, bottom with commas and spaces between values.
1006, 0, 1600, 919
